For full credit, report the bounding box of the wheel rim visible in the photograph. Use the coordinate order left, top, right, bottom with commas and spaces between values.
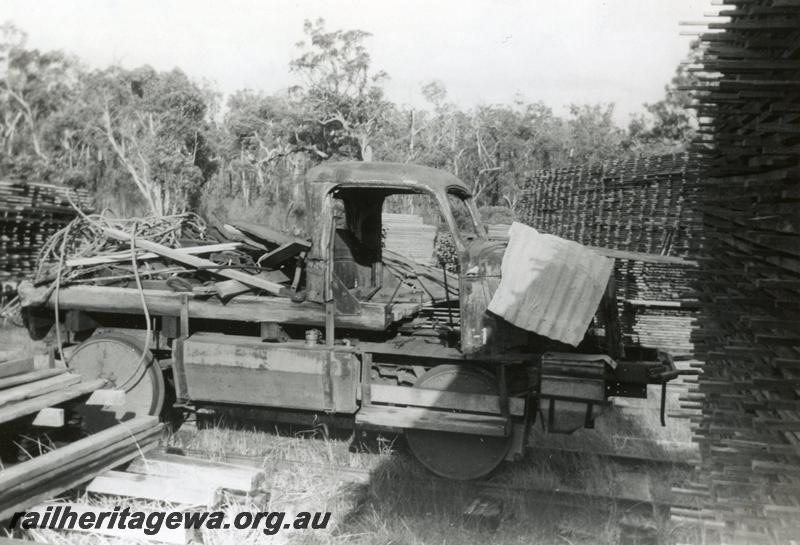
67, 332, 165, 430
405, 365, 511, 480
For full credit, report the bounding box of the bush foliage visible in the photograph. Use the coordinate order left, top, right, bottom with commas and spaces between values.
0, 20, 696, 228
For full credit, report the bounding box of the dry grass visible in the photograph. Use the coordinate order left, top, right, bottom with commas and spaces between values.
153, 405, 695, 545
6, 408, 700, 545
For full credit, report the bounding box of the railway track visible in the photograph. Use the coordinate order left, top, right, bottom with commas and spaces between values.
165, 440, 692, 512
528, 445, 695, 471
153, 441, 689, 543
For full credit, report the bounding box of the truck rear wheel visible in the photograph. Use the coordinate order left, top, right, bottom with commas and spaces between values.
67, 331, 165, 431
405, 365, 511, 480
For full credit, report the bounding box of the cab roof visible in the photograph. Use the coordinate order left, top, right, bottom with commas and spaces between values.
304, 161, 473, 196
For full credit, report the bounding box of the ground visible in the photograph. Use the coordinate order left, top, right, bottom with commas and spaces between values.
0, 324, 702, 545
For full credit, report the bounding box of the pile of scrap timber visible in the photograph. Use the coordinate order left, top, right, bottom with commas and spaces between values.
670, 2, 800, 543
32, 213, 299, 299
518, 154, 703, 353
382, 213, 437, 264
19, 211, 457, 333
0, 180, 91, 283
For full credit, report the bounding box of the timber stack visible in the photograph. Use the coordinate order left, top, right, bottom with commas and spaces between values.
382, 213, 437, 264
518, 153, 702, 354
0, 180, 91, 284
671, 1, 800, 543
0, 353, 163, 520
518, 153, 702, 256
0, 354, 105, 428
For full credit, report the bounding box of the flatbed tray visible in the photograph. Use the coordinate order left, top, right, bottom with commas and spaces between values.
19, 283, 421, 331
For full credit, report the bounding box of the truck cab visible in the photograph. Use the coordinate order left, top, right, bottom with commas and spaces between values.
302, 162, 535, 355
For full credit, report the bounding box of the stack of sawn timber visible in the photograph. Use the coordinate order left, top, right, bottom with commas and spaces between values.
0, 181, 90, 283
615, 260, 700, 354
518, 153, 702, 353
669, 2, 800, 543
382, 213, 437, 265
0, 355, 106, 427
518, 154, 703, 256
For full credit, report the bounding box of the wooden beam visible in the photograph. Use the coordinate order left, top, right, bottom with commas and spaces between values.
86, 470, 219, 505
0, 357, 34, 379
21, 283, 392, 331
213, 270, 290, 300
0, 378, 106, 425
586, 246, 699, 267
624, 299, 701, 309
230, 221, 311, 250
0, 368, 64, 390
257, 241, 308, 268
0, 374, 81, 408
369, 384, 525, 417
65, 242, 241, 268
103, 227, 288, 296
0, 417, 163, 520
127, 451, 265, 493
2, 417, 160, 490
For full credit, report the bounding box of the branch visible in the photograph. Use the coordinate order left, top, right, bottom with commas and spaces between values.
293, 130, 329, 159
102, 105, 160, 215
6, 88, 47, 160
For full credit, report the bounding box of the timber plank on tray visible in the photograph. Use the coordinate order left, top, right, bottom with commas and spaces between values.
669, 1, 800, 543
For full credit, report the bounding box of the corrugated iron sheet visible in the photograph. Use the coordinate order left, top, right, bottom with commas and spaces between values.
487, 222, 613, 346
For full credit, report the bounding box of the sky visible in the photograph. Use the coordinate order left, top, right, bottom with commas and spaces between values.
0, 0, 712, 125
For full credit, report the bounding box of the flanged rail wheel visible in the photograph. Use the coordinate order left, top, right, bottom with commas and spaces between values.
405, 365, 511, 480
67, 331, 165, 431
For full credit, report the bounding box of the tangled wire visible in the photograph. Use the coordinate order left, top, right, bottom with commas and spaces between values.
34, 212, 210, 284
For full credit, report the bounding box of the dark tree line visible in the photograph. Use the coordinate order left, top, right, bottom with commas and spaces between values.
0, 19, 697, 229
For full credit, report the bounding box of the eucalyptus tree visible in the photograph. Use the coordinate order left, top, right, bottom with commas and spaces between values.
289, 18, 392, 161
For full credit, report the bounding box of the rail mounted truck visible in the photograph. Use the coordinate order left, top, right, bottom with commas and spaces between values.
19, 162, 679, 480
